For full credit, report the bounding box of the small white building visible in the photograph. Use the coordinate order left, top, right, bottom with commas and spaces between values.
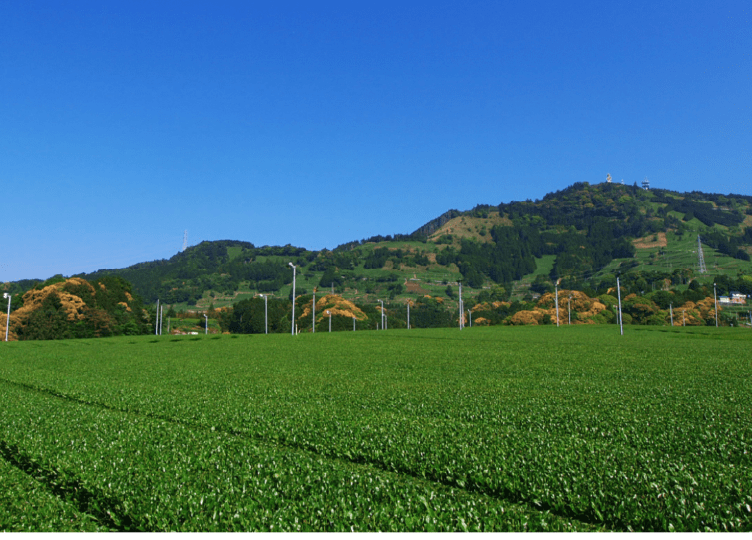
730, 292, 747, 305
720, 292, 748, 305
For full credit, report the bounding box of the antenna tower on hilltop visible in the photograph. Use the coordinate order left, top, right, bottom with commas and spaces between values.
642, 177, 650, 190
697, 235, 707, 274
606, 173, 612, 183
182, 230, 188, 252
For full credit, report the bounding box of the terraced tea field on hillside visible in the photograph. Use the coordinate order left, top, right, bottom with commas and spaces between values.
1, 326, 750, 531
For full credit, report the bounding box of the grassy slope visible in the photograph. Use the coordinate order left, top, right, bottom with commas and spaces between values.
427, 211, 511, 244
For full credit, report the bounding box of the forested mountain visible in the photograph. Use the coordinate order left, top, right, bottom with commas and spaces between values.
80, 241, 313, 305
420, 182, 751, 293
4, 182, 752, 329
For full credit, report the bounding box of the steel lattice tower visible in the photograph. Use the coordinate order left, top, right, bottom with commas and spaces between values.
697, 235, 707, 274
182, 230, 188, 252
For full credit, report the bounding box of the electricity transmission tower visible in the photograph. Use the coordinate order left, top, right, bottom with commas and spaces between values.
182, 230, 188, 252
697, 235, 707, 274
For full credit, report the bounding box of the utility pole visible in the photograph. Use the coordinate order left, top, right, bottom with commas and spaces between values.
568, 294, 572, 325
555, 285, 560, 327
669, 304, 673, 326
261, 294, 267, 334
617, 278, 624, 336
203, 314, 208, 335
312, 288, 316, 334
353, 316, 356, 331
459, 282, 464, 330
327, 310, 331, 332
155, 300, 160, 335
3, 293, 10, 342
160, 305, 163, 335
289, 263, 297, 335
714, 283, 718, 327
379, 299, 384, 330
407, 302, 410, 330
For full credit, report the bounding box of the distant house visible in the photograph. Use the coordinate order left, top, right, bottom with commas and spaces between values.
730, 292, 747, 305
720, 292, 748, 305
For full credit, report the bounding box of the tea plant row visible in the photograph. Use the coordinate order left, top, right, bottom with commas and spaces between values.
0, 380, 591, 532
0, 451, 105, 532
0, 326, 750, 531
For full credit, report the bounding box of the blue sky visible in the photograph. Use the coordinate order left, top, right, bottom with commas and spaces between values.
1, 1, 750, 282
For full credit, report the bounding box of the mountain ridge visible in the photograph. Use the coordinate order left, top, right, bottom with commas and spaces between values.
4, 182, 752, 310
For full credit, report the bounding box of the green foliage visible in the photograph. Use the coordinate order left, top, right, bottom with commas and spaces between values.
410, 296, 454, 328
363, 247, 386, 269
530, 274, 553, 295
34, 275, 67, 290
0, 451, 107, 531
318, 266, 344, 289
653, 192, 746, 228
0, 327, 750, 530
17, 292, 73, 340
412, 252, 430, 266
79, 241, 308, 304
226, 297, 290, 334
476, 286, 508, 304
16, 277, 150, 341
5, 294, 24, 312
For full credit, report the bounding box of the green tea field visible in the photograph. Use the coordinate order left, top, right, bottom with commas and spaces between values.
0, 325, 751, 531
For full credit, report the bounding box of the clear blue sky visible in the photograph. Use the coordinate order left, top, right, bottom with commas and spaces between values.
1, 1, 750, 282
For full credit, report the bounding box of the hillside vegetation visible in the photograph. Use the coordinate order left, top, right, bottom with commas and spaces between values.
3, 182, 752, 337
1, 276, 151, 340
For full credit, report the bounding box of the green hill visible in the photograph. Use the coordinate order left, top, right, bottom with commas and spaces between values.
7, 182, 752, 318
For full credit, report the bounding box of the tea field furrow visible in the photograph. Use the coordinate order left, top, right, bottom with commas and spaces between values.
8, 370, 750, 531
0, 380, 595, 532
0, 452, 108, 532
0, 374, 620, 529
